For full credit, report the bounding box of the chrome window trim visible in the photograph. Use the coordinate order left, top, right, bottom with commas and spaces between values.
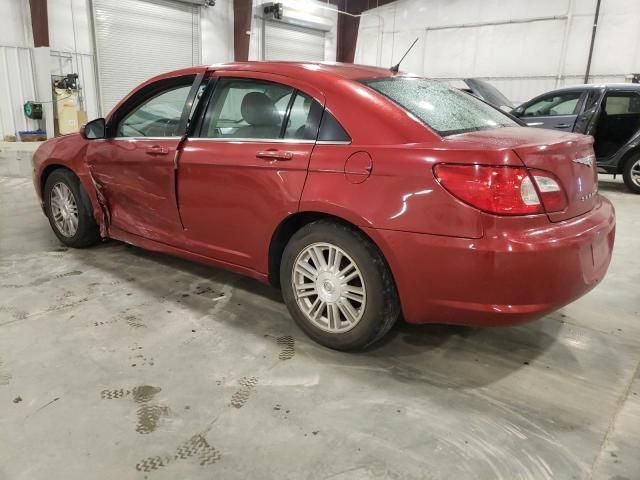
316, 140, 352, 145
189, 138, 316, 144
106, 137, 352, 145
110, 136, 183, 141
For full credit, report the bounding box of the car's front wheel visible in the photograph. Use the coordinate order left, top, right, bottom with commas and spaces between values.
44, 169, 100, 247
622, 152, 640, 194
280, 220, 400, 351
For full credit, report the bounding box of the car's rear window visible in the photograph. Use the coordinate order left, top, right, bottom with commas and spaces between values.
361, 77, 517, 136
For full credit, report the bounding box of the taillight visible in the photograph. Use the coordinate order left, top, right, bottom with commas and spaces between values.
529, 170, 566, 212
434, 164, 566, 215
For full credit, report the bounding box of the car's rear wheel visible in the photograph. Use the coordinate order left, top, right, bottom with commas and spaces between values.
280, 220, 400, 351
622, 153, 640, 194
44, 169, 100, 247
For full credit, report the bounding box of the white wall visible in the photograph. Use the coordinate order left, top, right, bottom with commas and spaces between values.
0, 0, 235, 137
202, 0, 234, 65
48, 0, 99, 122
248, 0, 338, 62
0, 0, 39, 138
355, 0, 640, 104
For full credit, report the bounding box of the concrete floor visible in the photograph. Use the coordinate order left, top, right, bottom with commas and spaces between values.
0, 174, 638, 480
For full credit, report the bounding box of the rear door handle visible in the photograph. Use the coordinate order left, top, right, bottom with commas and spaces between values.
146, 145, 169, 155
256, 150, 293, 161
555, 123, 571, 129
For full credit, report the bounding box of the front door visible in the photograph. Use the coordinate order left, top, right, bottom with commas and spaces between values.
87, 77, 195, 246
517, 90, 585, 131
177, 73, 324, 274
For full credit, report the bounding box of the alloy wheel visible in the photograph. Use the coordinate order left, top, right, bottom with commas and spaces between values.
631, 158, 640, 187
50, 182, 79, 237
291, 242, 367, 333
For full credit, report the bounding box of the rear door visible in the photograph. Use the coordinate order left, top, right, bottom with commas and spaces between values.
176, 72, 324, 272
592, 90, 640, 159
515, 90, 585, 131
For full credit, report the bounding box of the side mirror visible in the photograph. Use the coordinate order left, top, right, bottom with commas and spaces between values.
82, 118, 106, 140
511, 106, 524, 118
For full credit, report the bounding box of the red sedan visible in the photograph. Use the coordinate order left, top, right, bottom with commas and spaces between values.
32, 62, 615, 350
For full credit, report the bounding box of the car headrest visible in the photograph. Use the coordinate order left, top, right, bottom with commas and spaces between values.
241, 92, 279, 127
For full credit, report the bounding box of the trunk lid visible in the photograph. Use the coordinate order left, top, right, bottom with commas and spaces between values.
446, 127, 598, 222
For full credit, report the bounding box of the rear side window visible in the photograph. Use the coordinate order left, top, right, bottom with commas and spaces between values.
362, 77, 516, 137
318, 110, 351, 142
603, 92, 640, 114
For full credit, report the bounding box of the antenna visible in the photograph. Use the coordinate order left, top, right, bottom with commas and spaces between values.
390, 37, 419, 73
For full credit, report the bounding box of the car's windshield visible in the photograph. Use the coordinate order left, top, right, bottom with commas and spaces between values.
361, 77, 517, 136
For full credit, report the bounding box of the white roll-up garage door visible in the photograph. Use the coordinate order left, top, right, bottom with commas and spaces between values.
92, 0, 200, 115
263, 21, 326, 62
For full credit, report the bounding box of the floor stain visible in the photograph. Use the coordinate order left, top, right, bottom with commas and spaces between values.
101, 385, 166, 434
0, 306, 27, 322
0, 358, 12, 386
100, 385, 161, 402
125, 314, 146, 328
129, 347, 154, 367
194, 285, 214, 296
136, 404, 170, 434
135, 433, 221, 472
230, 376, 258, 409
0, 270, 83, 288
94, 319, 118, 327
56, 270, 83, 278
276, 335, 295, 360
13, 396, 22, 403
132, 385, 161, 403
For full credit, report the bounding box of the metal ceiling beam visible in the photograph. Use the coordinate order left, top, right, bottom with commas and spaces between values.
233, 0, 253, 61
28, 0, 49, 47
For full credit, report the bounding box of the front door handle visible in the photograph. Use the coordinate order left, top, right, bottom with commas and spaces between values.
146, 145, 169, 156
256, 150, 293, 161
526, 122, 544, 126
555, 123, 571, 129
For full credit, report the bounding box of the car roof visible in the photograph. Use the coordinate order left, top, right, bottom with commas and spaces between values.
205, 61, 397, 81
156, 62, 399, 85
544, 83, 640, 94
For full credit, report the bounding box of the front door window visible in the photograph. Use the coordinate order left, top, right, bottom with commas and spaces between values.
117, 85, 192, 138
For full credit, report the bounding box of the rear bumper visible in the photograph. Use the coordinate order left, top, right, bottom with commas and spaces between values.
371, 196, 616, 326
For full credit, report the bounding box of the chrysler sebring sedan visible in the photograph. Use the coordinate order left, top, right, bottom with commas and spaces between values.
32, 62, 615, 350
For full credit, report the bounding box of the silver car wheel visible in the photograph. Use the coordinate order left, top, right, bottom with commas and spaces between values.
631, 158, 640, 187
50, 182, 79, 237
291, 242, 367, 333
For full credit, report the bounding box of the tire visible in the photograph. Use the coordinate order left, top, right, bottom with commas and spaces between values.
280, 220, 400, 351
622, 152, 640, 194
44, 169, 100, 248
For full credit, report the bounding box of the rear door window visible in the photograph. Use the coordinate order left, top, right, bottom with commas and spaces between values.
199, 78, 291, 139
603, 92, 640, 114
282, 92, 323, 140
197, 78, 323, 141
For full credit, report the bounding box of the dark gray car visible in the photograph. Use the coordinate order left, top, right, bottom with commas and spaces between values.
467, 81, 640, 193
